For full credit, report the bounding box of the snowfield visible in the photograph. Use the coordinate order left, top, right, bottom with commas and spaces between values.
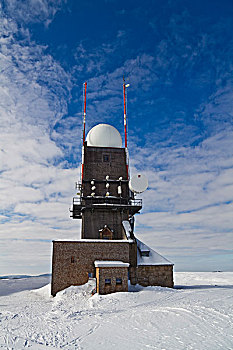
0, 272, 232, 349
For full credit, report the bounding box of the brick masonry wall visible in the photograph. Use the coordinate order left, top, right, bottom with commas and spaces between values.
129, 241, 137, 267
129, 266, 137, 285
51, 241, 130, 296
96, 266, 128, 295
81, 145, 130, 239
83, 145, 128, 182
81, 209, 129, 239
133, 265, 174, 288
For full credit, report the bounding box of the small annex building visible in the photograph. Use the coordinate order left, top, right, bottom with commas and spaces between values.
95, 261, 129, 295
51, 109, 174, 296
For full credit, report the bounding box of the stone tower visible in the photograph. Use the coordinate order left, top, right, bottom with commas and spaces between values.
71, 123, 142, 240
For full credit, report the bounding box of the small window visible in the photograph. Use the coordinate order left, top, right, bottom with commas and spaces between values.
141, 251, 150, 257
116, 278, 122, 284
105, 278, 111, 285
103, 154, 110, 162
71, 256, 75, 263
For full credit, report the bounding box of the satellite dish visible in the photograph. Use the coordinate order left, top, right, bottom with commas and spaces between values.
129, 174, 148, 194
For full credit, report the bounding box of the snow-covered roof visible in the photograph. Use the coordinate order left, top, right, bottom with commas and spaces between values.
53, 239, 131, 243
136, 238, 173, 266
94, 261, 129, 268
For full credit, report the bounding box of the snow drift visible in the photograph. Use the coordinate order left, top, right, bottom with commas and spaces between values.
0, 272, 232, 349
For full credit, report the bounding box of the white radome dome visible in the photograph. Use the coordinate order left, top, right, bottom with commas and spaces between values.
86, 124, 122, 148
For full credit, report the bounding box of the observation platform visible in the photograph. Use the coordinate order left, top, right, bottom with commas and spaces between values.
70, 196, 142, 219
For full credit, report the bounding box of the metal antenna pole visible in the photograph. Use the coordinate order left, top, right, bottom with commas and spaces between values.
123, 77, 130, 179
81, 82, 87, 181
83, 82, 87, 146
123, 77, 127, 149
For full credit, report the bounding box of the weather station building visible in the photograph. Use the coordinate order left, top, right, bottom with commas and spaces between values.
51, 82, 173, 296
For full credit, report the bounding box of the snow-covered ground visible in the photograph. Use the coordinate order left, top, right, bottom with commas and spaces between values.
0, 272, 232, 349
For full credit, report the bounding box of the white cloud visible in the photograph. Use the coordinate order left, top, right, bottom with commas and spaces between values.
196, 85, 233, 133
2, 0, 66, 26
0, 11, 80, 274
131, 128, 233, 269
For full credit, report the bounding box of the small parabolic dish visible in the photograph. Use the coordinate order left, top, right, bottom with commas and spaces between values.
129, 174, 148, 194
86, 124, 122, 148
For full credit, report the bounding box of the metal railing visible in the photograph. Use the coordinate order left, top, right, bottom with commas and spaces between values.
72, 197, 142, 207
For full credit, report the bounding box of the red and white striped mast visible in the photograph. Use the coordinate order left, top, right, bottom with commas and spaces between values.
81, 81, 87, 181
123, 77, 130, 179
83, 81, 87, 146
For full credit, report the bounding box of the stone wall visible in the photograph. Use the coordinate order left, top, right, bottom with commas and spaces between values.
83, 144, 128, 183
51, 241, 174, 296
81, 144, 130, 239
81, 209, 129, 239
96, 266, 128, 295
131, 265, 174, 288
51, 241, 130, 296
128, 241, 137, 267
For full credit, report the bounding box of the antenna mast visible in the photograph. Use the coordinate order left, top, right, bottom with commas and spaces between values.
81, 82, 87, 181
123, 77, 130, 178
123, 77, 128, 148
83, 82, 87, 145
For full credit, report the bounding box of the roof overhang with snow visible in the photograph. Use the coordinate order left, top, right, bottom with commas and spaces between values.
94, 261, 129, 268
136, 238, 173, 266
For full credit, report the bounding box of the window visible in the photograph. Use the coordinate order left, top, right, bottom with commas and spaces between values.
141, 251, 150, 257
116, 278, 122, 284
105, 278, 111, 285
103, 154, 110, 162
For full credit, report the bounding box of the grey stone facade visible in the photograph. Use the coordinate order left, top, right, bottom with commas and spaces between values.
130, 265, 173, 288
51, 239, 173, 296
80, 144, 130, 240
51, 240, 130, 296
81, 209, 128, 240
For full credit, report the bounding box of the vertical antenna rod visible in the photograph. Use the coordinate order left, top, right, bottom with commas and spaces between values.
123, 77, 127, 148
123, 77, 130, 179
83, 82, 87, 145
81, 82, 87, 181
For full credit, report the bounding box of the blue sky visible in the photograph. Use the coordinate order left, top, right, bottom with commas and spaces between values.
0, 0, 233, 274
